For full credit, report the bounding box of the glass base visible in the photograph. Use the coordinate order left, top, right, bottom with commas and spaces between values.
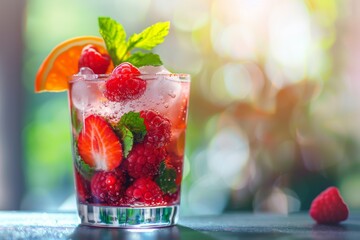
77, 203, 179, 228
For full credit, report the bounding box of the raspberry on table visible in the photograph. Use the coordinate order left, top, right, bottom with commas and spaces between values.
140, 110, 171, 148
78, 45, 111, 74
90, 169, 126, 205
104, 62, 146, 102
124, 142, 167, 179
126, 178, 164, 205
309, 186, 349, 224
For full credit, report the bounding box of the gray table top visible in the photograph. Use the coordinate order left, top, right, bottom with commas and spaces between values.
0, 211, 359, 239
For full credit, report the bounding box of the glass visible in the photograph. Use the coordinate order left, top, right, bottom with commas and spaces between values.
68, 73, 190, 228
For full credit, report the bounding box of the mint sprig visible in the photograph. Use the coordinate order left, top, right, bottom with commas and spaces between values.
118, 126, 134, 158
156, 161, 178, 194
76, 159, 95, 181
98, 17, 170, 67
126, 52, 162, 67
127, 21, 170, 50
118, 111, 147, 143
115, 111, 147, 157
98, 17, 127, 66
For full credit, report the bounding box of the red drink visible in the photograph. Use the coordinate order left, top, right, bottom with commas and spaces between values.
68, 69, 190, 227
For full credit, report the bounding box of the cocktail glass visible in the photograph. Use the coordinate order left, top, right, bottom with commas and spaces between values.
68, 72, 190, 228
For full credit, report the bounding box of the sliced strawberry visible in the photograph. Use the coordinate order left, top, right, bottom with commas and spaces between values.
77, 115, 123, 171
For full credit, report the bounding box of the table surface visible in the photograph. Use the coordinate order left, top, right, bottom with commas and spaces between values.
0, 211, 359, 240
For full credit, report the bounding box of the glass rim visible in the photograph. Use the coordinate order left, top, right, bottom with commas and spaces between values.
68, 73, 191, 83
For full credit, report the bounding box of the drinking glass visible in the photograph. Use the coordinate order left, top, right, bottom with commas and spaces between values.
68, 72, 190, 228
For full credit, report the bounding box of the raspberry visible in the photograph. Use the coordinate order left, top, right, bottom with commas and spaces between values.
74, 169, 91, 203
140, 110, 171, 148
126, 178, 163, 205
125, 142, 167, 179
90, 169, 126, 205
78, 45, 111, 74
163, 191, 180, 205
104, 62, 146, 102
309, 187, 349, 224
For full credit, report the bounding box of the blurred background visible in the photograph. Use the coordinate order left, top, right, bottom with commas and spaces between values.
1, 0, 360, 216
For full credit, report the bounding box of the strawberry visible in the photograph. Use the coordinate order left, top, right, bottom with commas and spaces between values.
309, 186, 349, 224
126, 178, 164, 205
77, 115, 123, 171
78, 45, 111, 74
104, 62, 146, 102
140, 110, 171, 148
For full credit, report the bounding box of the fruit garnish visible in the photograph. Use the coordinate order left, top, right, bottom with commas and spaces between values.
35, 17, 170, 93
124, 142, 167, 179
125, 178, 163, 204
78, 45, 111, 74
104, 62, 146, 102
98, 17, 169, 67
91, 169, 126, 205
115, 111, 147, 157
309, 186, 349, 224
77, 115, 123, 171
35, 36, 109, 92
156, 161, 178, 194
140, 110, 172, 148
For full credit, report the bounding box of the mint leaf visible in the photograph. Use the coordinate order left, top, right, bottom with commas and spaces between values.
77, 160, 95, 181
156, 161, 177, 194
118, 111, 147, 143
98, 17, 127, 65
125, 52, 162, 68
98, 17, 170, 67
119, 126, 133, 158
115, 112, 147, 156
128, 22, 170, 51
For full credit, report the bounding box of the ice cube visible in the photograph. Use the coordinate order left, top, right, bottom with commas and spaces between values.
77, 67, 97, 80
97, 75, 183, 120
138, 75, 185, 122
81, 65, 188, 125
71, 80, 99, 111
139, 65, 171, 75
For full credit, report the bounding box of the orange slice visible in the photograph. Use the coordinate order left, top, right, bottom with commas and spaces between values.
35, 36, 111, 92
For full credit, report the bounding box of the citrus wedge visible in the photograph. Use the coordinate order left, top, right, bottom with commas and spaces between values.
35, 36, 111, 92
